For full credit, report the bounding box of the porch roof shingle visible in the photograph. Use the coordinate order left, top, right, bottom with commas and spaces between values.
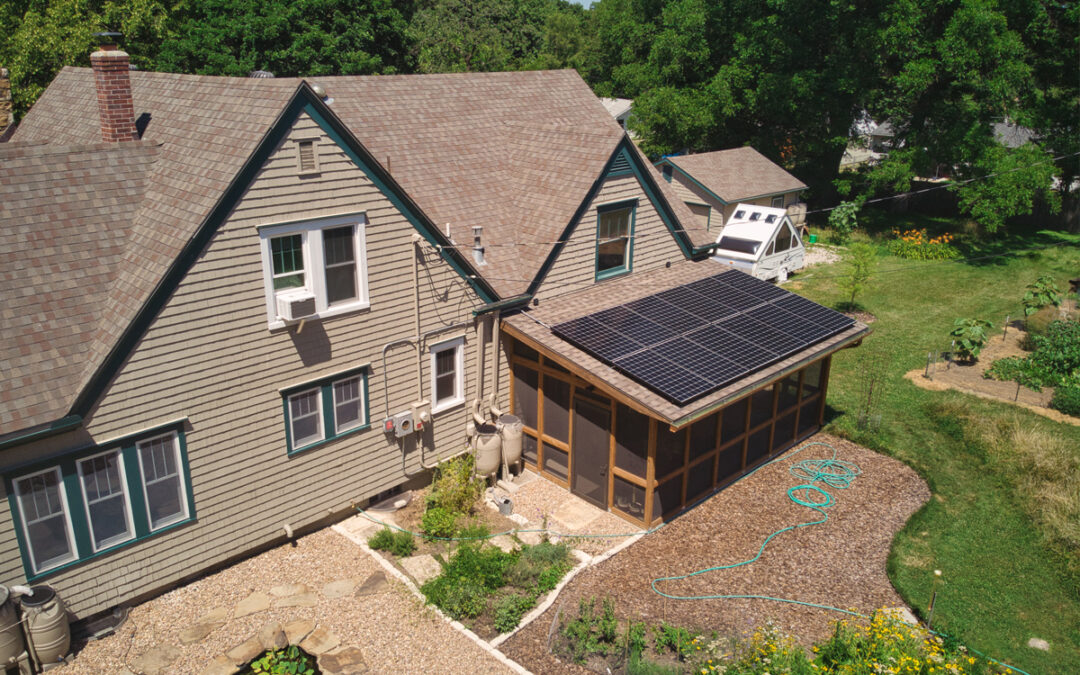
502, 261, 868, 427
666, 147, 808, 203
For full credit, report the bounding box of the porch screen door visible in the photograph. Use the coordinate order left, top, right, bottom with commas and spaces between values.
571, 396, 611, 509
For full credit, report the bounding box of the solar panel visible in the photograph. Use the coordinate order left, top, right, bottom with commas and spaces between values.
551, 269, 858, 406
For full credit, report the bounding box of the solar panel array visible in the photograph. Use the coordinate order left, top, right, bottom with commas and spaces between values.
552, 269, 855, 406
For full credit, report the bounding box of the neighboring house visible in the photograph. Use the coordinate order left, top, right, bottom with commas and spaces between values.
654, 148, 807, 232
0, 40, 868, 622
600, 97, 633, 134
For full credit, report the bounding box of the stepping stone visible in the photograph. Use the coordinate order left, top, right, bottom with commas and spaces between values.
1028, 637, 1050, 651
354, 572, 388, 597
517, 530, 543, 546
180, 621, 223, 645
514, 469, 538, 486
198, 654, 239, 675
322, 578, 357, 599
551, 498, 600, 531
283, 619, 315, 646
197, 606, 230, 624
318, 646, 368, 674
275, 592, 318, 608
225, 637, 264, 666
300, 627, 341, 656
336, 513, 383, 539
257, 621, 288, 650
234, 592, 270, 618
131, 644, 183, 675
399, 554, 442, 585
270, 583, 312, 597
490, 535, 518, 553
508, 513, 529, 526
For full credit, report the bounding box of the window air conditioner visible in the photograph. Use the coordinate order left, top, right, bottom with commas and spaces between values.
276, 290, 317, 322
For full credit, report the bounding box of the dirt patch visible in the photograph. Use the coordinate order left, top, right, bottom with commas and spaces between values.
391, 485, 520, 557
903, 327, 1080, 426
500, 434, 930, 673
844, 310, 876, 324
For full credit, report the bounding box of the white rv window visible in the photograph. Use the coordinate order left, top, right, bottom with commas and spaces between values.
733, 209, 746, 219
765, 214, 778, 224
717, 236, 760, 254
774, 223, 794, 253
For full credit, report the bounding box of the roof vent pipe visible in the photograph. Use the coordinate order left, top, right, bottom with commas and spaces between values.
472, 226, 485, 265
90, 32, 137, 143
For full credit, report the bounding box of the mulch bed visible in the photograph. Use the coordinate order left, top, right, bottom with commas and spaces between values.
500, 433, 930, 674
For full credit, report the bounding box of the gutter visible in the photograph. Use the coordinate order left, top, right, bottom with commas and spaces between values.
0, 415, 82, 452
474, 294, 531, 316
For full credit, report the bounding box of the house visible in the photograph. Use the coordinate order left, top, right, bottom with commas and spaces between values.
0, 39, 868, 622
654, 147, 807, 232
600, 97, 633, 133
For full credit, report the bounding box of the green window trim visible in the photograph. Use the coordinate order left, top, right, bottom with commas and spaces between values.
4, 422, 196, 582
595, 199, 638, 281
282, 366, 371, 456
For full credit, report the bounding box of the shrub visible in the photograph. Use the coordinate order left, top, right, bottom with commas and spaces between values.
367, 527, 416, 557
827, 200, 859, 244
950, 317, 993, 361
887, 228, 960, 260
492, 592, 537, 633
427, 453, 486, 515
456, 520, 491, 541
244, 645, 317, 675
1024, 303, 1058, 341
560, 598, 620, 663
420, 575, 487, 619
506, 541, 572, 591
988, 319, 1080, 389
1022, 274, 1062, 316
652, 622, 697, 658
421, 506, 457, 540
1051, 383, 1080, 417
837, 242, 877, 310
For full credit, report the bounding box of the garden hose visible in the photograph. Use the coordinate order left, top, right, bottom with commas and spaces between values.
351, 440, 1030, 674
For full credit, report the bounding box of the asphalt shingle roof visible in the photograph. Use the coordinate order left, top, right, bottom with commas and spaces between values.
3, 67, 709, 435
668, 147, 807, 203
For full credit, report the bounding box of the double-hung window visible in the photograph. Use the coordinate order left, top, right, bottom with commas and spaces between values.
8, 426, 194, 578
14, 468, 77, 574
77, 450, 134, 551
431, 337, 465, 413
260, 213, 369, 328
595, 200, 636, 280
282, 368, 369, 455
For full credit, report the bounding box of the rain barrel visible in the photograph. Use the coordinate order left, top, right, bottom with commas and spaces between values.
21, 586, 69, 668
0, 586, 24, 668
498, 414, 523, 471
474, 423, 502, 479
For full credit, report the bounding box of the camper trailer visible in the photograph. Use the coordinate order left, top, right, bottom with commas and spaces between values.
710, 204, 805, 282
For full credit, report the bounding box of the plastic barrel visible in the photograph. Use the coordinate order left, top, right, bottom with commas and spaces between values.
474, 423, 502, 479
21, 586, 69, 668
0, 586, 25, 667
498, 414, 523, 470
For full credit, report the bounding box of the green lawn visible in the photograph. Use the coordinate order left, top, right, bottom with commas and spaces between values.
796, 216, 1080, 674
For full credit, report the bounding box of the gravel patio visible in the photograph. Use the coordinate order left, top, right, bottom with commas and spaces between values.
500, 433, 931, 673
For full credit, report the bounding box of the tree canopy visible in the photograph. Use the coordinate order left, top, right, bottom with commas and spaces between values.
2, 0, 1076, 231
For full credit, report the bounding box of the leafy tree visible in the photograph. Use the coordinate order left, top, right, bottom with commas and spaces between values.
837, 243, 877, 311
410, 0, 547, 73
156, 0, 413, 77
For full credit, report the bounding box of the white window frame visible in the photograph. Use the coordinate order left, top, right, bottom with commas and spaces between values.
77, 449, 135, 552
288, 387, 325, 449
771, 195, 785, 208
136, 432, 191, 532
333, 375, 366, 434
430, 336, 466, 413
258, 213, 370, 329
14, 466, 77, 574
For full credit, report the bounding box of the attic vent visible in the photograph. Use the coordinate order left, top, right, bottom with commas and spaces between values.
608, 151, 632, 176
296, 139, 318, 174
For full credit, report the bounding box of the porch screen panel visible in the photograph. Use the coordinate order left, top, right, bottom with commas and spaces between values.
612, 476, 645, 520
717, 444, 743, 482
655, 427, 685, 478
615, 404, 649, 477
655, 475, 683, 518
543, 442, 568, 480
543, 376, 571, 443
749, 384, 775, 429
721, 398, 748, 444
746, 427, 770, 466
523, 434, 538, 464
802, 360, 824, 399
777, 373, 800, 412
686, 458, 714, 503
798, 399, 820, 437
773, 411, 796, 453
689, 416, 717, 461
513, 363, 539, 429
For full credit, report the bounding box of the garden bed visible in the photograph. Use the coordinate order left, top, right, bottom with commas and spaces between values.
500, 434, 930, 673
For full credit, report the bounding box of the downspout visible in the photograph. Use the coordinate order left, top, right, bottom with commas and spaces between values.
413, 234, 424, 403
488, 311, 504, 418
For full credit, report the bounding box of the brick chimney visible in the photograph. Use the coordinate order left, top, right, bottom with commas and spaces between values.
90, 32, 137, 142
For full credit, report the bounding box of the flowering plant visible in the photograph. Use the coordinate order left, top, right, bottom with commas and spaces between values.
888, 228, 960, 260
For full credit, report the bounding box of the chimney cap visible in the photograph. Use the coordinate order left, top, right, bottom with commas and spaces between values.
92, 31, 123, 46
